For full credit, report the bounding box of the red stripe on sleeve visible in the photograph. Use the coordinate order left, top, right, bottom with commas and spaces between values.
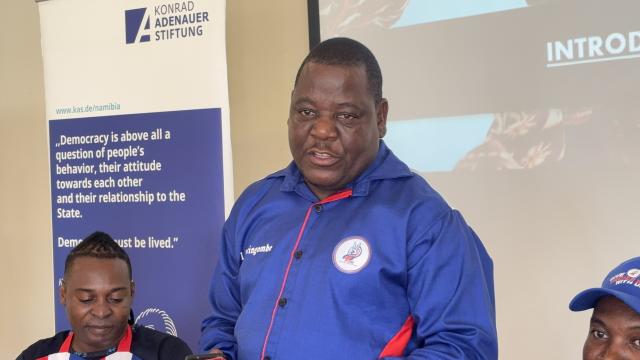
378, 315, 414, 358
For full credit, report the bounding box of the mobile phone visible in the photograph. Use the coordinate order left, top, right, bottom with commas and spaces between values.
184, 354, 226, 360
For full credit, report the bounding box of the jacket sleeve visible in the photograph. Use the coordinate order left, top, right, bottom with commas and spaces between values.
199, 222, 242, 359
386, 209, 498, 359
158, 334, 194, 360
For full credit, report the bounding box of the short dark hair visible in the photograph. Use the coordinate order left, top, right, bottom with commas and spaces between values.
294, 37, 383, 103
64, 231, 132, 280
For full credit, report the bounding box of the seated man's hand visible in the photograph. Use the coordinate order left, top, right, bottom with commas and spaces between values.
209, 349, 226, 359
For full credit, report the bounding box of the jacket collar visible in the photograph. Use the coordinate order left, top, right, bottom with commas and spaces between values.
270, 141, 413, 200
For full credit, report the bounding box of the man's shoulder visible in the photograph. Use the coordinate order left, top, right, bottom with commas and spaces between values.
16, 330, 69, 359
131, 324, 190, 346
370, 145, 446, 204
231, 166, 291, 208
131, 325, 192, 359
373, 172, 455, 229
243, 169, 287, 195
382, 170, 448, 204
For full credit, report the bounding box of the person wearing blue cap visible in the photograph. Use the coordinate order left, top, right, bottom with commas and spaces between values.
569, 256, 640, 359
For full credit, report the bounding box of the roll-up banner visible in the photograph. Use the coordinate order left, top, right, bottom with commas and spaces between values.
37, 0, 232, 349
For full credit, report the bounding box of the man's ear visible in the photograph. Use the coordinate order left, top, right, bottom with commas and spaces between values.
130, 280, 136, 299
287, 89, 295, 126
376, 98, 389, 138
60, 280, 67, 306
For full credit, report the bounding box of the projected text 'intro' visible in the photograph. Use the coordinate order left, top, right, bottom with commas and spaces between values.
546, 31, 640, 68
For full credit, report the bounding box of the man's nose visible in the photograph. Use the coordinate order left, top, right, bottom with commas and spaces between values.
310, 114, 337, 140
91, 299, 113, 318
601, 343, 629, 360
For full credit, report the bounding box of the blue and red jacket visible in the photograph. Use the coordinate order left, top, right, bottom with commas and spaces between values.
200, 142, 497, 359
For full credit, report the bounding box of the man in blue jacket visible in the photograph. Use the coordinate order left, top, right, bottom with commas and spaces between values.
200, 37, 498, 359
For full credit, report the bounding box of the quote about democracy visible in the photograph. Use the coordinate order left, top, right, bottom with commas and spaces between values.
53, 128, 184, 250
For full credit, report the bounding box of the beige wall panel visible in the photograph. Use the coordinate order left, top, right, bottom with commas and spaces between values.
227, 1, 308, 195
0, 0, 53, 357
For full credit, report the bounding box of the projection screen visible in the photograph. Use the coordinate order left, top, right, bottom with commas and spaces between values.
310, 0, 640, 358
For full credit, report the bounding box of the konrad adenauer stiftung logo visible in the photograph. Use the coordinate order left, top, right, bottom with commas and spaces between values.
135, 308, 178, 336
125, 1, 210, 44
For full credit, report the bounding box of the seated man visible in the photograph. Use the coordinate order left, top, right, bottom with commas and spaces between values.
17, 231, 192, 360
569, 256, 640, 359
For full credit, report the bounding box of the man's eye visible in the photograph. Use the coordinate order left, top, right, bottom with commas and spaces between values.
298, 109, 316, 117
79, 298, 94, 304
632, 338, 640, 349
110, 298, 124, 304
591, 329, 608, 339
337, 113, 357, 121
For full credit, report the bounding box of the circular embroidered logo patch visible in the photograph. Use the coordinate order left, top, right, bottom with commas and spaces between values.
627, 268, 640, 278
332, 236, 371, 274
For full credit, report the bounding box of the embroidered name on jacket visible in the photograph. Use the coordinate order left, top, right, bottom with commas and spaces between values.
243, 244, 273, 258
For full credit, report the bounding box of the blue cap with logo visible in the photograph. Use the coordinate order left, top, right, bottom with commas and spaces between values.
569, 256, 640, 314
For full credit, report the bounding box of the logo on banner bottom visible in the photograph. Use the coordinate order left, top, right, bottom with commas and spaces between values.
135, 307, 178, 336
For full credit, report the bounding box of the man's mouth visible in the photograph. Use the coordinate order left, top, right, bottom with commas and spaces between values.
308, 150, 339, 166
86, 325, 114, 336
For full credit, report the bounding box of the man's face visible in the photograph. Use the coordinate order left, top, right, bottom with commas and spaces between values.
288, 62, 388, 199
583, 296, 640, 360
61, 257, 134, 353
